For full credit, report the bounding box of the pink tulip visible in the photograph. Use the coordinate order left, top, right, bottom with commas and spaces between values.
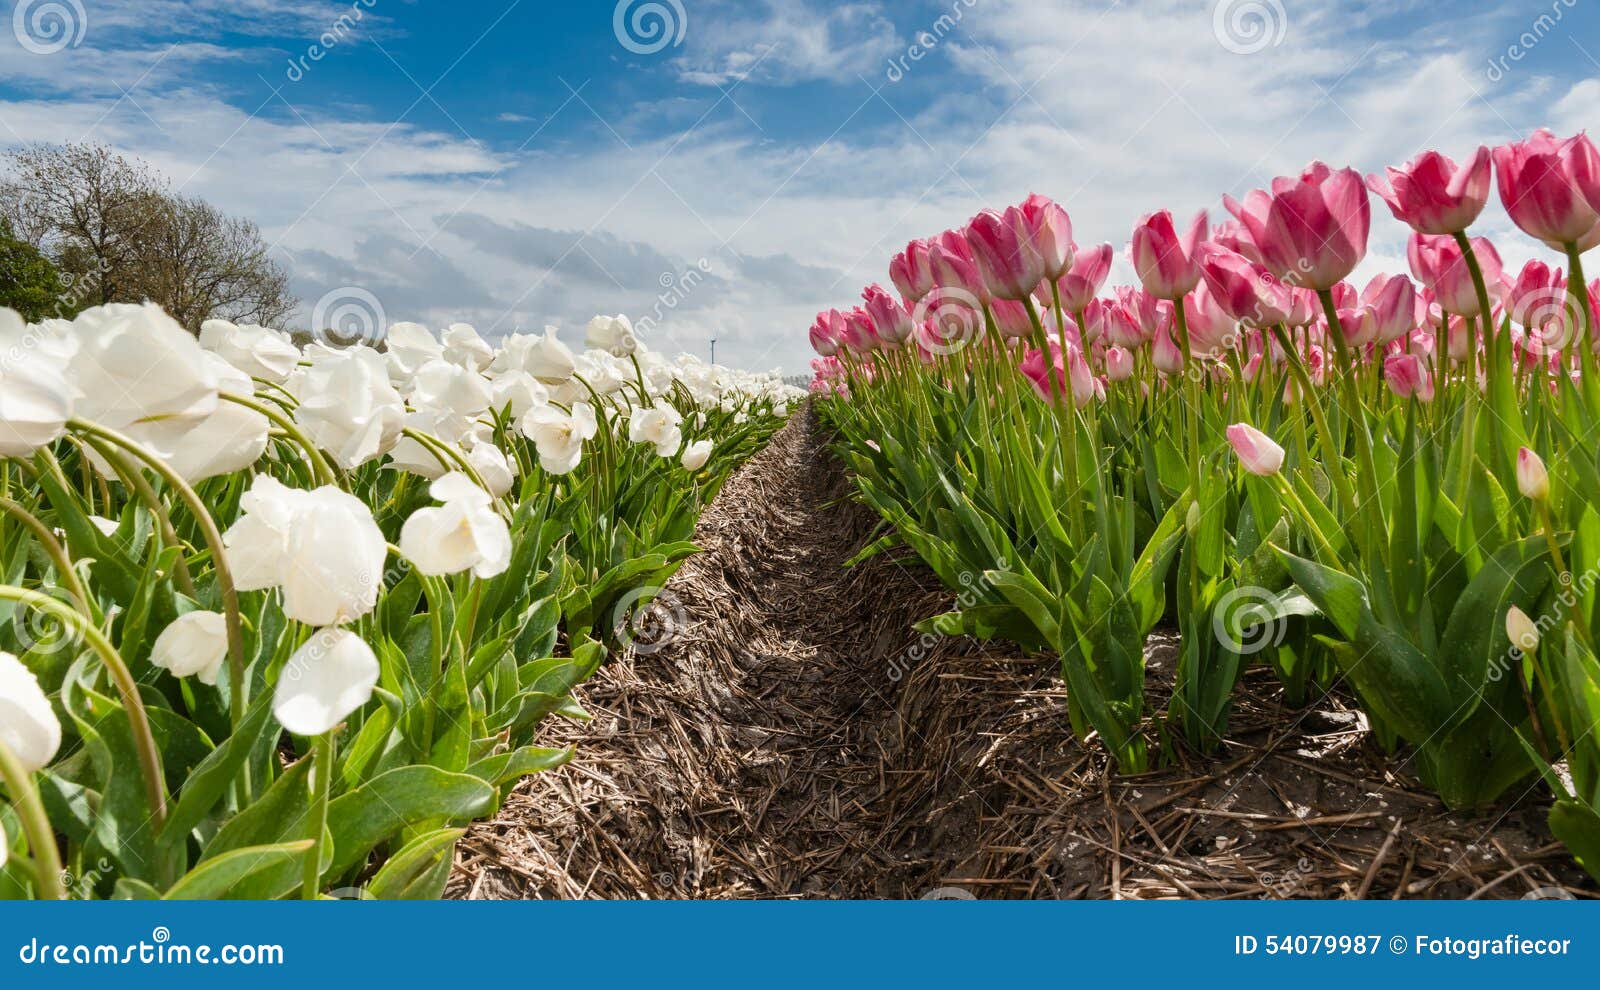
1502, 260, 1578, 350
927, 229, 987, 300
889, 238, 937, 303
1038, 243, 1112, 314
1105, 345, 1134, 381
861, 283, 914, 346
1199, 245, 1298, 327
967, 206, 1047, 301
1018, 193, 1076, 282
1117, 286, 1171, 342
839, 306, 878, 353
1130, 209, 1208, 300
1366, 147, 1491, 234
1223, 163, 1370, 291
1406, 233, 1502, 317
807, 311, 840, 357
1360, 273, 1418, 345
1517, 447, 1549, 500
1210, 219, 1266, 267
1183, 282, 1237, 357
1151, 321, 1185, 374
989, 297, 1034, 340
1493, 130, 1600, 249
1097, 298, 1145, 349
1225, 423, 1285, 476
1384, 352, 1434, 402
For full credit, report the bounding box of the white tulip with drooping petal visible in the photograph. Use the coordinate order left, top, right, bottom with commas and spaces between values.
400, 472, 512, 578
628, 401, 683, 457
466, 440, 515, 497
199, 319, 301, 383
0, 652, 61, 774
287, 347, 405, 469
487, 370, 548, 418
585, 313, 637, 357
520, 401, 596, 474
442, 322, 494, 371
151, 611, 229, 685
67, 302, 219, 431
120, 353, 269, 482
272, 628, 380, 736
383, 322, 444, 385
409, 358, 492, 422
224, 475, 306, 592
680, 438, 713, 472
492, 328, 575, 385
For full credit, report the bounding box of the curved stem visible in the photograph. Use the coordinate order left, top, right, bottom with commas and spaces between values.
0, 586, 166, 829
0, 498, 92, 615
0, 741, 65, 900
78, 437, 198, 599
69, 420, 245, 727
219, 392, 337, 487
301, 734, 333, 899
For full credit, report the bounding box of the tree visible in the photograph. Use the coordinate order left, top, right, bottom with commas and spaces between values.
1, 142, 296, 330
0, 217, 70, 321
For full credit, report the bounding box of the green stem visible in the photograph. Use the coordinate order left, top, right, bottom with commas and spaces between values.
1316, 290, 1386, 569
219, 392, 337, 487
301, 734, 333, 899
0, 741, 65, 900
0, 498, 93, 616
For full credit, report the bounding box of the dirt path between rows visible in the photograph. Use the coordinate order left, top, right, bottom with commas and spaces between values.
449, 406, 1594, 900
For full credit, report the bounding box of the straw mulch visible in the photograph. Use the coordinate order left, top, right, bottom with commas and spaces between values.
449, 405, 1596, 900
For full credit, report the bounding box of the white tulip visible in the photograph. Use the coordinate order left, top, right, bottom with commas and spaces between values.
281, 487, 388, 627
584, 314, 637, 357
628, 401, 683, 457
119, 354, 269, 482
386, 410, 461, 480
287, 347, 405, 469
400, 473, 511, 578
493, 328, 575, 384
442, 322, 494, 371
0, 652, 61, 774
383, 322, 443, 385
487, 370, 548, 418
199, 319, 301, 383
520, 401, 596, 474
224, 477, 387, 626
681, 439, 713, 472
466, 441, 515, 497
409, 359, 492, 421
0, 308, 79, 458
68, 303, 219, 430
151, 611, 229, 685
272, 628, 379, 736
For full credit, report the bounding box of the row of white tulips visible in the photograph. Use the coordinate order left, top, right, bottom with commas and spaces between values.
0, 301, 798, 898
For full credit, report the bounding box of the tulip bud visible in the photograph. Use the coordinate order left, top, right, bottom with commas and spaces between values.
151, 611, 229, 685
681, 438, 713, 472
1505, 605, 1540, 654
0, 652, 61, 774
1516, 447, 1550, 501
273, 628, 380, 737
1226, 423, 1286, 477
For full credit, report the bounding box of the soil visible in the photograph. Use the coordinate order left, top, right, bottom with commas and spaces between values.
448, 405, 1597, 900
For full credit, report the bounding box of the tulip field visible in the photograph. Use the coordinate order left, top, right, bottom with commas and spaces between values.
0, 305, 795, 899
808, 129, 1600, 887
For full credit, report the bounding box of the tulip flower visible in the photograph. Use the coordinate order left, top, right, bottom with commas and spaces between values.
1019, 342, 1092, 407
1018, 193, 1076, 282
889, 238, 936, 303
862, 284, 915, 346
1361, 273, 1419, 344
1151, 322, 1185, 374
200, 319, 302, 383
0, 308, 79, 458
1129, 209, 1208, 300
1224, 163, 1370, 291
520, 401, 598, 474
487, 370, 550, 418
1183, 283, 1238, 357
151, 611, 229, 685
466, 441, 515, 497
681, 438, 713, 471
585, 314, 638, 357
988, 298, 1034, 341
1493, 130, 1600, 250
1104, 345, 1134, 381
400, 473, 511, 579
272, 628, 380, 737
442, 322, 495, 371
1517, 447, 1550, 501
1225, 423, 1285, 476
1384, 352, 1434, 402
287, 347, 406, 470
1505, 605, 1541, 654
629, 401, 685, 457
1407, 233, 1502, 317
839, 307, 879, 354
382, 322, 445, 385
1199, 246, 1296, 328
966, 206, 1049, 301
0, 651, 61, 774
69, 302, 220, 431
927, 228, 987, 300
1366, 147, 1492, 234
1039, 243, 1112, 316
491, 327, 577, 384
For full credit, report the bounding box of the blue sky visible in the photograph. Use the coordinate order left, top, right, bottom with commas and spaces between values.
1, 0, 1598, 372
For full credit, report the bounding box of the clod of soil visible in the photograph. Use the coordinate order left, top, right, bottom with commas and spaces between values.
449, 406, 1597, 900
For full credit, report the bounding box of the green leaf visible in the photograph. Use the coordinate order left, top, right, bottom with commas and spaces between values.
163, 840, 315, 900
324, 766, 495, 877
364, 828, 464, 900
